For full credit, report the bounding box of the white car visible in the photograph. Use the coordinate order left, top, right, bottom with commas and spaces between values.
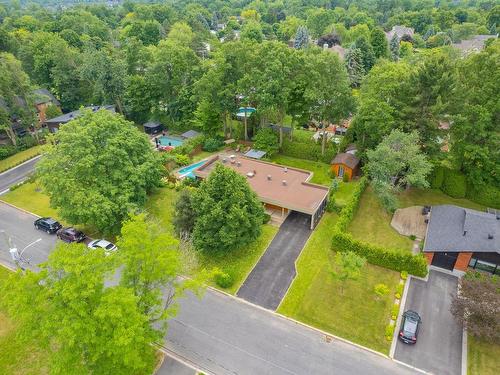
87, 239, 117, 253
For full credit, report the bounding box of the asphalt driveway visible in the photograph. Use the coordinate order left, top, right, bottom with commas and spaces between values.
237, 211, 312, 310
394, 270, 462, 375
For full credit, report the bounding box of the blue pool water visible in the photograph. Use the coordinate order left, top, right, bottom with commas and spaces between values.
158, 135, 184, 147
178, 160, 208, 178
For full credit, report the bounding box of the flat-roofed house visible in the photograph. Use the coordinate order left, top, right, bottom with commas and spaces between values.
194, 154, 329, 229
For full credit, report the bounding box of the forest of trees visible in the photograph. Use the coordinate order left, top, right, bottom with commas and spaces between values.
0, 0, 498, 206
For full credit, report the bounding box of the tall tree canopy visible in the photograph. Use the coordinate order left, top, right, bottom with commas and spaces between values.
38, 110, 162, 234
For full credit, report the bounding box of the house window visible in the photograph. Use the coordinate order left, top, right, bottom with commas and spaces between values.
338, 165, 344, 177
469, 257, 499, 275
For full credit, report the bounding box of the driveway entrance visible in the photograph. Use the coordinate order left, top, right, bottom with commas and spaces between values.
236, 211, 311, 310
395, 270, 462, 375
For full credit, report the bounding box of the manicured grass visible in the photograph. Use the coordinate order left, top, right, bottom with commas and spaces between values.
334, 180, 359, 207
270, 154, 331, 186
0, 266, 48, 374
1, 181, 58, 219
278, 212, 399, 354
145, 187, 278, 294
398, 188, 485, 211
468, 336, 500, 375
348, 187, 414, 252
0, 145, 43, 173
196, 224, 278, 294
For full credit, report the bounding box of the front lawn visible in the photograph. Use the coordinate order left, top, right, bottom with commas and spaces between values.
270, 154, 331, 186
145, 187, 278, 294
0, 266, 48, 374
1, 181, 58, 218
348, 187, 413, 252
468, 336, 500, 375
0, 145, 43, 173
278, 212, 399, 354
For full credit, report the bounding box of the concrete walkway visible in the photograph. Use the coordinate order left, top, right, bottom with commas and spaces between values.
237, 211, 312, 310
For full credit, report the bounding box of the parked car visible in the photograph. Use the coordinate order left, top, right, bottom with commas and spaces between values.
87, 239, 117, 253
399, 310, 421, 344
56, 227, 86, 243
34, 217, 62, 234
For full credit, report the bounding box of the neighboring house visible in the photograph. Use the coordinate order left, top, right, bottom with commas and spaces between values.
331, 153, 360, 181
385, 25, 415, 42
44, 105, 115, 133
32, 88, 60, 124
194, 154, 329, 229
452, 34, 497, 55
423, 205, 500, 275
323, 44, 346, 59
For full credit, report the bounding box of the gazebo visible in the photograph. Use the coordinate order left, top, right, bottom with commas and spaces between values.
143, 121, 163, 135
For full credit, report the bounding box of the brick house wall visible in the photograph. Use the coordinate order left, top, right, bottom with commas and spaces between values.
424, 252, 434, 265
454, 252, 473, 271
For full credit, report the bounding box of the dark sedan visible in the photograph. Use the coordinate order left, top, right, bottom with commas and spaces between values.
34, 217, 62, 234
56, 227, 86, 243
399, 310, 422, 345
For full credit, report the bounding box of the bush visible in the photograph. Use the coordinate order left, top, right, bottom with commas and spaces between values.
400, 271, 408, 280
174, 154, 191, 166
281, 137, 336, 163
202, 137, 223, 152
385, 323, 395, 341
396, 283, 404, 296
409, 234, 416, 241
374, 283, 390, 298
253, 128, 279, 157
213, 270, 234, 289
0, 145, 17, 160
428, 165, 445, 189
262, 213, 271, 224
332, 231, 428, 277
334, 177, 368, 232
342, 172, 349, 183
466, 183, 500, 209
391, 304, 399, 320
442, 169, 467, 198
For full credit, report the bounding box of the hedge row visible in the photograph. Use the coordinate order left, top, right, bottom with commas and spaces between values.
281, 138, 336, 164
0, 152, 42, 174
331, 176, 428, 277
428, 165, 500, 208
332, 232, 428, 277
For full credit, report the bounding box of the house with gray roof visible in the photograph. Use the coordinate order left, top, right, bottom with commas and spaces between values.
385, 25, 415, 42
44, 105, 115, 133
423, 205, 500, 274
452, 34, 497, 55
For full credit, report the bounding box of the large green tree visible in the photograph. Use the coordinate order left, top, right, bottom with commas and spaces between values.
370, 27, 389, 59
192, 164, 264, 253
38, 110, 162, 234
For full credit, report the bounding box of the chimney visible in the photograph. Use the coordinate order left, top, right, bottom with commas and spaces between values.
463, 230, 467, 236
284, 167, 288, 173
282, 180, 287, 186
488, 233, 494, 239
267, 175, 272, 181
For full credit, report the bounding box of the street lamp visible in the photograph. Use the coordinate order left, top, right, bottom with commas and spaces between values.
1, 230, 41, 270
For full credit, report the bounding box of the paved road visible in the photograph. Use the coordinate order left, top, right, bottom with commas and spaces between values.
0, 203, 419, 375
0, 201, 56, 270
0, 156, 40, 194
237, 211, 312, 310
395, 270, 462, 375
156, 355, 195, 375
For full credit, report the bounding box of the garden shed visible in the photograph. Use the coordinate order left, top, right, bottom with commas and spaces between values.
143, 121, 164, 135
331, 153, 360, 181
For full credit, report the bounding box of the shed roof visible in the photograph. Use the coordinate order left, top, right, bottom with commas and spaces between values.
244, 149, 266, 159
331, 153, 360, 169
424, 205, 500, 253
194, 154, 329, 215
143, 121, 162, 128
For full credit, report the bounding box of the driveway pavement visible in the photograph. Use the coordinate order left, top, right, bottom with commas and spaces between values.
237, 211, 312, 310
394, 270, 462, 375
0, 156, 40, 194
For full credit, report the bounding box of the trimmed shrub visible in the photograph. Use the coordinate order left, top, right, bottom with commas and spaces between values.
400, 271, 408, 280
174, 154, 190, 166
262, 213, 271, 224
442, 169, 467, 198
213, 270, 234, 289
385, 323, 395, 341
0, 145, 17, 160
396, 283, 404, 296
391, 304, 399, 320
281, 137, 336, 164
428, 165, 445, 189
334, 177, 368, 232
466, 183, 500, 209
331, 232, 428, 277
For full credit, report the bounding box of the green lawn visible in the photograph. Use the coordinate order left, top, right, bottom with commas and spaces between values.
191, 150, 217, 162
468, 336, 500, 375
145, 187, 278, 294
334, 180, 359, 207
270, 154, 331, 186
349, 187, 414, 252
278, 212, 399, 354
0, 145, 43, 173
1, 181, 58, 218
398, 188, 485, 211
0, 266, 48, 375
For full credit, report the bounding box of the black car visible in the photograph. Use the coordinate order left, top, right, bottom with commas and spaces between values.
56, 227, 86, 243
399, 310, 421, 344
34, 217, 62, 234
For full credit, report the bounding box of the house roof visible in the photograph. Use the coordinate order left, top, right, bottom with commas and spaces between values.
452, 34, 497, 54
385, 25, 414, 41
331, 153, 360, 169
326, 45, 346, 59
44, 105, 115, 124
244, 149, 266, 159
194, 154, 329, 215
424, 205, 500, 253
181, 130, 201, 139
32, 88, 60, 106
143, 121, 162, 128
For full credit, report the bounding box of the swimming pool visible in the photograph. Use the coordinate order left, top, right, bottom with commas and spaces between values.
158, 135, 184, 147
177, 159, 208, 179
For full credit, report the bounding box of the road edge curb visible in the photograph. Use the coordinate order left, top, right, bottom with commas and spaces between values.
0, 154, 42, 177
390, 275, 412, 358
0, 200, 41, 218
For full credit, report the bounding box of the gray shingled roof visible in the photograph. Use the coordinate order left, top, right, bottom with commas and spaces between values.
44, 105, 115, 124
331, 153, 360, 169
32, 88, 60, 106
424, 205, 500, 253
181, 130, 201, 139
